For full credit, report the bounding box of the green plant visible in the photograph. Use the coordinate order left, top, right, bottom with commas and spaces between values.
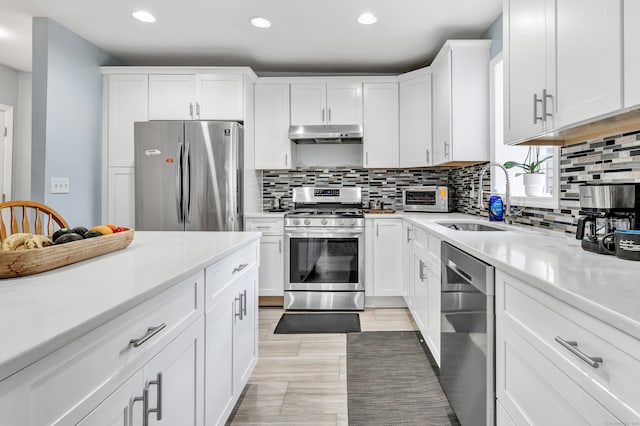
504, 147, 553, 176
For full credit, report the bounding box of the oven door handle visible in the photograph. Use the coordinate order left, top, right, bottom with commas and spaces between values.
285, 230, 364, 239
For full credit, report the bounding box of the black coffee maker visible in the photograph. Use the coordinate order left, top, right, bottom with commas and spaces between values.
576, 183, 640, 254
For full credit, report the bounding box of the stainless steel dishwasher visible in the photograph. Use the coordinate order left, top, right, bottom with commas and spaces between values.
440, 242, 495, 426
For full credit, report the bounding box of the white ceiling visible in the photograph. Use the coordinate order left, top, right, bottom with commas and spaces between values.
0, 0, 501, 74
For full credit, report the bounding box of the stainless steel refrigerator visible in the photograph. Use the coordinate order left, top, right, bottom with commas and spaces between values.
134, 121, 243, 231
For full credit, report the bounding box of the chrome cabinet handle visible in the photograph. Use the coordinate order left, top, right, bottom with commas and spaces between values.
235, 294, 243, 321
328, 108, 332, 123
242, 289, 248, 317
407, 227, 412, 243
555, 337, 603, 369
285, 153, 288, 167
130, 323, 166, 348
196, 102, 200, 119
322, 108, 325, 123
366, 152, 369, 166
146, 372, 163, 422
376, 223, 379, 237
132, 390, 149, 426
233, 263, 248, 274
278, 239, 282, 253
426, 149, 430, 164
444, 141, 449, 157
533, 93, 543, 124
418, 259, 425, 281
256, 225, 270, 229
543, 89, 553, 121
189, 102, 194, 119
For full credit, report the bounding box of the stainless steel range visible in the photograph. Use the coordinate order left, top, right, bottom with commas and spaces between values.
284, 187, 365, 310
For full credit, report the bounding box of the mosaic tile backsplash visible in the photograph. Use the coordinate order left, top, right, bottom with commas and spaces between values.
261, 130, 640, 235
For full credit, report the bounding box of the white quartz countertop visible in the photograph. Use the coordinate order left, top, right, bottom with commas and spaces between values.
0, 231, 260, 381
401, 212, 640, 340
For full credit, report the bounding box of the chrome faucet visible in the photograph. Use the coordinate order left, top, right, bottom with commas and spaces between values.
477, 162, 512, 223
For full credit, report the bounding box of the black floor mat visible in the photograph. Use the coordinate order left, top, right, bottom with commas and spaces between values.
273, 313, 361, 334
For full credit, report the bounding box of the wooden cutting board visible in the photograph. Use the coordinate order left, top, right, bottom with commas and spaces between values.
363, 209, 396, 214
0, 229, 135, 278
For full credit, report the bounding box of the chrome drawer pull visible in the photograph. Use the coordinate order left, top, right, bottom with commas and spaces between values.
242, 289, 248, 317
233, 263, 249, 274
235, 294, 243, 320
130, 323, 166, 348
555, 336, 603, 369
146, 372, 163, 422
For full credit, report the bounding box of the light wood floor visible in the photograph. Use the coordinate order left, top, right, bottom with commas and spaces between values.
228, 308, 418, 425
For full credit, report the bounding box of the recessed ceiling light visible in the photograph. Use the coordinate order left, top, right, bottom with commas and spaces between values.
357, 12, 377, 25
132, 10, 156, 23
250, 17, 271, 28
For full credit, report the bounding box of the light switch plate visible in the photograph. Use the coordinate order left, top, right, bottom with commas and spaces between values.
51, 177, 70, 194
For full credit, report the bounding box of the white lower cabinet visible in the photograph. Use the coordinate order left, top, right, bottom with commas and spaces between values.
245, 218, 285, 297
78, 371, 144, 426
368, 218, 403, 297
496, 269, 640, 425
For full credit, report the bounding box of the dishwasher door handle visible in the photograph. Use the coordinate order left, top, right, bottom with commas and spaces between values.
446, 260, 487, 295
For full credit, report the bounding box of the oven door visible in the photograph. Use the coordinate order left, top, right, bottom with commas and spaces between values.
285, 227, 364, 292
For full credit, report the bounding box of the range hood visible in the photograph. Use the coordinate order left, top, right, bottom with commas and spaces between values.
288, 124, 363, 144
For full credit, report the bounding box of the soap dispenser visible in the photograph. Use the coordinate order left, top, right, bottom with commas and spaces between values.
488, 189, 504, 222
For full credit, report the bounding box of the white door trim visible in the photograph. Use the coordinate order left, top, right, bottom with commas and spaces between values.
0, 104, 14, 202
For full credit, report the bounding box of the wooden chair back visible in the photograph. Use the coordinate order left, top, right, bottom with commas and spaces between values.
0, 201, 69, 240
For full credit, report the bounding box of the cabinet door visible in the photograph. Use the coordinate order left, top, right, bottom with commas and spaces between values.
554, 0, 621, 126
326, 83, 363, 125
107, 167, 135, 229
254, 84, 292, 169
432, 51, 452, 164
624, 0, 640, 108
399, 75, 432, 167
107, 74, 148, 167
77, 371, 144, 426
144, 317, 205, 426
149, 75, 195, 120
503, 0, 548, 143
412, 251, 428, 333
290, 83, 326, 125
372, 219, 403, 296
363, 83, 399, 168
195, 74, 243, 120
259, 235, 284, 296
233, 269, 258, 394
205, 283, 236, 426
425, 259, 440, 366
402, 221, 413, 303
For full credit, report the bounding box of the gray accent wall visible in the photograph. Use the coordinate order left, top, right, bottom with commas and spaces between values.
32, 18, 122, 227
483, 14, 503, 58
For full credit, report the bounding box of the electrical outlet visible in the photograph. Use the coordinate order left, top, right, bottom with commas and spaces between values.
51, 177, 70, 194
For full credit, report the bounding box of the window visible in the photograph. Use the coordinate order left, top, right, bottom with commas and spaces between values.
489, 54, 560, 209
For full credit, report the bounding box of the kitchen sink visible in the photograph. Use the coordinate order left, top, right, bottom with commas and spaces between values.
436, 222, 506, 231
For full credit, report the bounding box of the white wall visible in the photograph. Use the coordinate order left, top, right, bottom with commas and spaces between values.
32, 18, 122, 227
15, 72, 32, 200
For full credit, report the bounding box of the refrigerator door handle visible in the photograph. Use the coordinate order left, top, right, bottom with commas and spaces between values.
183, 143, 192, 223
175, 143, 184, 223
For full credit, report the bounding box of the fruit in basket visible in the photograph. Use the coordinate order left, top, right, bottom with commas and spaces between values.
90, 225, 114, 235
106, 224, 127, 233
51, 228, 71, 241
2, 233, 53, 251
71, 226, 88, 236
83, 230, 103, 239
54, 233, 84, 245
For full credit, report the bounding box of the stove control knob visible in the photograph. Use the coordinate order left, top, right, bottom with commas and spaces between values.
321, 219, 328, 225
304, 219, 311, 225
293, 219, 300, 225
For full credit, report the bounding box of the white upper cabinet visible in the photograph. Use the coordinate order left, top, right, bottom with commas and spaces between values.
326, 83, 364, 125
254, 84, 292, 169
149, 75, 195, 120
149, 74, 244, 121
399, 72, 433, 167
363, 83, 399, 168
504, 0, 622, 144
195, 74, 244, 120
624, 0, 640, 108
431, 41, 490, 165
107, 74, 149, 167
290, 82, 362, 126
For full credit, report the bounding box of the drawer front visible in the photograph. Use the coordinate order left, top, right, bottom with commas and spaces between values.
497, 322, 621, 426
205, 242, 259, 310
244, 218, 284, 235
0, 272, 203, 426
499, 272, 640, 421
